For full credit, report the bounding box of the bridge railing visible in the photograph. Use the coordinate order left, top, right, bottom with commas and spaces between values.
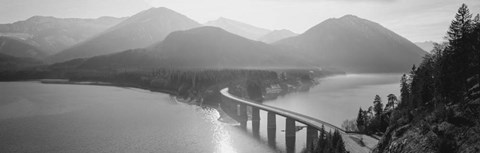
220, 88, 367, 152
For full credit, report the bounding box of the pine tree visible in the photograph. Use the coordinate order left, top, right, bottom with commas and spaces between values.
470, 14, 480, 89
385, 94, 397, 111
316, 125, 326, 153
333, 130, 346, 153
356, 108, 365, 132
442, 3, 474, 103
373, 95, 383, 117
400, 74, 410, 108
447, 4, 473, 45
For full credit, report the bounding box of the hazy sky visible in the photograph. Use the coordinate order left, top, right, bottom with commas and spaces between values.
1, 0, 479, 42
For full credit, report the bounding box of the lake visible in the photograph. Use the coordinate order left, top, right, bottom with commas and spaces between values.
264, 73, 401, 127
0, 82, 275, 153
0, 73, 400, 153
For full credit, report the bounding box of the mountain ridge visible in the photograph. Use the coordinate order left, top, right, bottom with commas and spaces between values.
49, 7, 201, 63
275, 14, 426, 73
61, 26, 310, 70
259, 29, 298, 43
0, 36, 47, 59
0, 16, 124, 55
205, 17, 271, 40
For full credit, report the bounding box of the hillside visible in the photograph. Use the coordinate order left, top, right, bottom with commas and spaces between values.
0, 36, 47, 59
0, 16, 124, 55
0, 53, 43, 70
275, 15, 426, 73
354, 5, 480, 153
49, 7, 201, 63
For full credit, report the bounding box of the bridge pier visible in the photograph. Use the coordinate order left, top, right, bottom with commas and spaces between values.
267, 111, 276, 146
221, 88, 372, 153
306, 125, 318, 151
285, 117, 296, 153
251, 107, 260, 136
239, 104, 247, 128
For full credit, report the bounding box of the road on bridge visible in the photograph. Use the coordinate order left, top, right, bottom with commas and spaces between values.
220, 88, 379, 153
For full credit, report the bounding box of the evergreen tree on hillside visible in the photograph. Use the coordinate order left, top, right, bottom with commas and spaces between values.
470, 14, 480, 90
385, 94, 397, 111
399, 74, 410, 108
373, 95, 383, 117
333, 130, 346, 153
316, 125, 326, 153
441, 3, 474, 103
357, 108, 365, 132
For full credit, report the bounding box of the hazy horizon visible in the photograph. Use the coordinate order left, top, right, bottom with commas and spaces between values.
1, 0, 479, 42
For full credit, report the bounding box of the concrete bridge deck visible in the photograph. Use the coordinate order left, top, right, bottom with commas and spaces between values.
220, 88, 378, 153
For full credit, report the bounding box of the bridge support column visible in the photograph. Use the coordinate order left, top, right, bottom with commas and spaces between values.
306, 125, 318, 151
239, 103, 247, 128
251, 107, 260, 136
267, 112, 276, 147
285, 117, 296, 153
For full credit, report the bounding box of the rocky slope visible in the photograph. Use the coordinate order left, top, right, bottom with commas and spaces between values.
374, 100, 480, 153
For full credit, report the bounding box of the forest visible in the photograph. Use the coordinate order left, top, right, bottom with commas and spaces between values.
343, 4, 480, 153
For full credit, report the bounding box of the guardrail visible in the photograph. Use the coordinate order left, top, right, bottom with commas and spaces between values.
220, 88, 369, 152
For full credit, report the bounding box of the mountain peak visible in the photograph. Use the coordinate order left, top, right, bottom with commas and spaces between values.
50, 7, 200, 63
275, 14, 426, 73
339, 14, 360, 20
143, 7, 174, 14
131, 7, 181, 19
25, 16, 56, 23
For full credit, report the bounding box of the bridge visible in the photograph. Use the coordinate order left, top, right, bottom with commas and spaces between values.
220, 88, 378, 153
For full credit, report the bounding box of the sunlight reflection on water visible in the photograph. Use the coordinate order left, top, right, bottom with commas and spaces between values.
0, 82, 276, 153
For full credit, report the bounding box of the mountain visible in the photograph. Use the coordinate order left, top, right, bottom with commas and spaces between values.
60, 27, 308, 70
0, 52, 43, 70
205, 17, 271, 40
0, 36, 47, 59
275, 15, 427, 73
415, 41, 435, 52
49, 7, 201, 63
259, 29, 298, 43
0, 16, 124, 55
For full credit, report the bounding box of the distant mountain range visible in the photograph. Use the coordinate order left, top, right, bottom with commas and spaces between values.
0, 36, 47, 59
205, 17, 271, 41
62, 27, 307, 70
415, 41, 435, 52
0, 16, 124, 55
0, 7, 427, 73
259, 29, 298, 43
275, 15, 426, 73
204, 18, 299, 43
49, 7, 201, 63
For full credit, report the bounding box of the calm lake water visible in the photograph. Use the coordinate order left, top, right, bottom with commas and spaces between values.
0, 73, 400, 153
264, 73, 401, 127
0, 82, 275, 153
